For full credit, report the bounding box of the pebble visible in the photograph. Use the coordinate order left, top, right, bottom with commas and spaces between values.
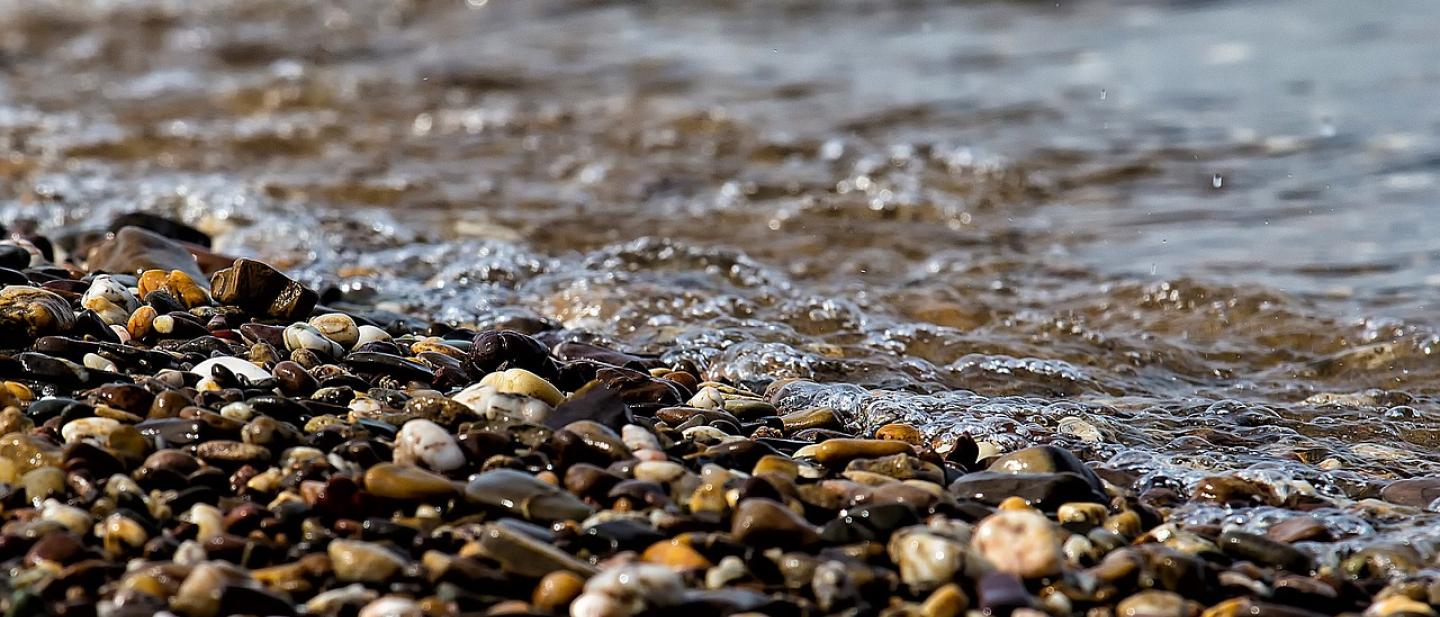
310, 313, 360, 349
580, 563, 686, 615
328, 539, 408, 583
209, 258, 319, 321
364, 462, 459, 500
972, 510, 1064, 578
358, 596, 424, 617
284, 322, 345, 357
479, 367, 566, 406
191, 356, 273, 383
466, 469, 595, 522
0, 286, 76, 343
800, 438, 914, 467
534, 571, 587, 612
393, 419, 466, 472
88, 226, 207, 282
889, 527, 988, 594
731, 497, 821, 548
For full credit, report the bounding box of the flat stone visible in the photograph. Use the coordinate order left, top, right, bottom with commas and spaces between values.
0, 286, 75, 345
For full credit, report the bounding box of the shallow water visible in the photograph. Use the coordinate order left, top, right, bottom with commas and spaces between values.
5, 0, 1440, 555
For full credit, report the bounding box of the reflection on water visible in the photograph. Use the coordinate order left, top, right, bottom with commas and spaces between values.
4, 0, 1440, 553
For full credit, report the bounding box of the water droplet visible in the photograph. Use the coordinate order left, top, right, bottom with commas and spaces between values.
1100, 89, 1107, 100
1212, 174, 1224, 188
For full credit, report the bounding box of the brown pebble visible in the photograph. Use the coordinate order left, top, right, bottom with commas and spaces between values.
807, 438, 914, 467
532, 570, 586, 611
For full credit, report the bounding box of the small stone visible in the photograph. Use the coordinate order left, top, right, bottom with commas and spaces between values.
358, 596, 424, 617
81, 275, 139, 325
988, 445, 1105, 494
1365, 596, 1436, 617
972, 510, 1064, 579
581, 563, 685, 615
310, 313, 360, 349
1380, 477, 1440, 508
1218, 530, 1315, 573
357, 325, 392, 346
60, 417, 122, 444
534, 570, 587, 612
476, 522, 597, 578
1117, 590, 1193, 617
0, 286, 76, 344
191, 356, 272, 383
642, 538, 714, 570
889, 527, 987, 594
453, 383, 553, 425
364, 463, 459, 501
801, 438, 914, 467
922, 583, 969, 617
329, 539, 408, 583
394, 419, 466, 472
88, 226, 207, 281
210, 258, 318, 321
465, 469, 595, 522
284, 322, 344, 357
731, 498, 821, 548
479, 368, 565, 406
1266, 517, 1333, 544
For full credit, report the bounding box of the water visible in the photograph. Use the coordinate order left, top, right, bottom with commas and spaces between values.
5, 0, 1440, 553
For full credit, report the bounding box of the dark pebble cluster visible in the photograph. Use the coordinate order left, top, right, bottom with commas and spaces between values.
0, 215, 1430, 617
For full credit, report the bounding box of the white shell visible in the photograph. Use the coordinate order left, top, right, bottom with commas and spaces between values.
191, 356, 272, 382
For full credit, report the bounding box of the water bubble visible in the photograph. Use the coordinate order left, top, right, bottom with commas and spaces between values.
1100, 89, 1107, 100
1212, 173, 1223, 188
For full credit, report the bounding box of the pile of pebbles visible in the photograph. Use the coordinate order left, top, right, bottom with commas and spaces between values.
0, 216, 1431, 617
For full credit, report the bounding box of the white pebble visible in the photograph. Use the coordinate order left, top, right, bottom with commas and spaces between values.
356, 325, 392, 345
284, 322, 344, 356
191, 356, 272, 383
972, 510, 1064, 578
61, 417, 121, 444
83, 353, 118, 372
570, 592, 626, 617
621, 424, 661, 451
582, 563, 685, 614
394, 419, 466, 472
310, 313, 360, 349
358, 596, 423, 617
81, 275, 139, 325
453, 383, 551, 424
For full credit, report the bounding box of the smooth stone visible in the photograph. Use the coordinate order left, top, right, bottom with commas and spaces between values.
465, 469, 595, 522
209, 258, 318, 321
470, 329, 552, 374
329, 539, 408, 582
393, 419, 466, 472
1380, 477, 1440, 508
195, 440, 271, 467
108, 212, 212, 247
358, 596, 423, 617
0, 286, 76, 344
803, 438, 914, 467
534, 570, 587, 612
845, 452, 944, 483
1218, 530, 1315, 573
779, 406, 841, 432
364, 463, 459, 501
1116, 590, 1192, 617
1266, 517, 1333, 544
641, 538, 714, 570
480, 368, 565, 407
452, 383, 552, 426
580, 563, 685, 614
889, 527, 988, 594
987, 445, 1105, 494
284, 322, 344, 357
948, 471, 1107, 510
191, 356, 272, 383
476, 522, 597, 578
731, 497, 821, 549
972, 510, 1064, 578
310, 313, 360, 349
922, 583, 970, 617
88, 226, 207, 282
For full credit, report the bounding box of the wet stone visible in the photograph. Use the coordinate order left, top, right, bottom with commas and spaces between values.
0, 286, 76, 344
464, 468, 595, 522
209, 258, 319, 321
87, 226, 207, 282
731, 497, 821, 549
